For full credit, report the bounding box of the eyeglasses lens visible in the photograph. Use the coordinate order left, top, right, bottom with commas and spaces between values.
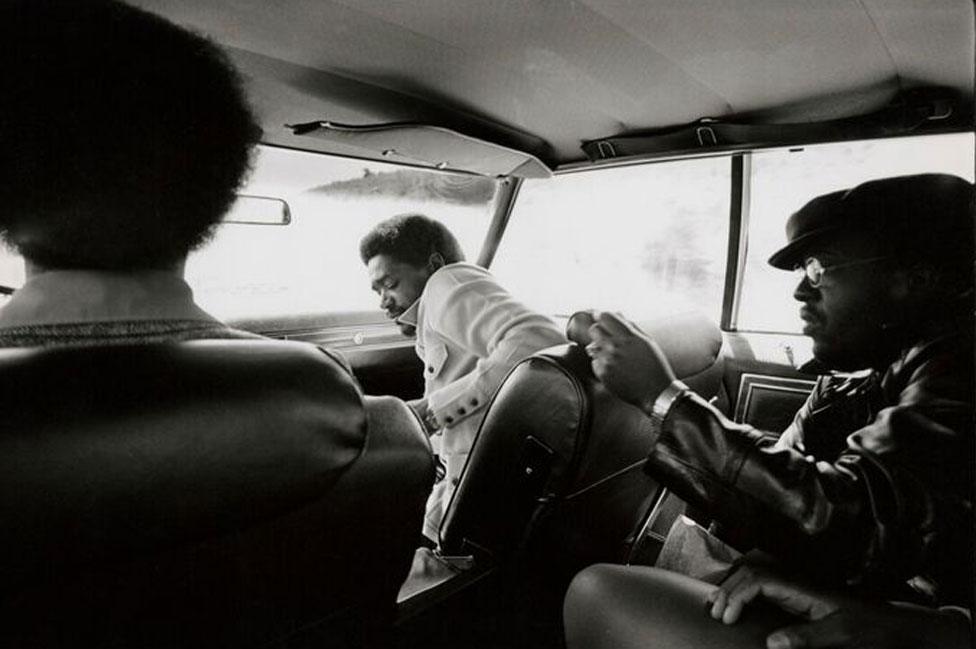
795, 257, 824, 287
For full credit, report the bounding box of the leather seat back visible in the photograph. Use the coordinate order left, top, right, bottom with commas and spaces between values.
440, 312, 722, 577
0, 341, 434, 648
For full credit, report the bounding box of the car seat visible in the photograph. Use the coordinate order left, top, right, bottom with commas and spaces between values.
0, 340, 434, 648
439, 310, 724, 579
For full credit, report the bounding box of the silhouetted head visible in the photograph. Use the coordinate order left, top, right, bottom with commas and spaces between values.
0, 0, 261, 271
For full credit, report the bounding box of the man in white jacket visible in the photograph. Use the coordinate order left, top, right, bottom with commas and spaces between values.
361, 214, 565, 543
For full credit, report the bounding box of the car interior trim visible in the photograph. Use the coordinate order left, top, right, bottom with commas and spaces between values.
721, 154, 752, 331
476, 177, 522, 269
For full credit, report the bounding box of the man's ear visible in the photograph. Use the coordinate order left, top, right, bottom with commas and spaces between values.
887, 270, 910, 301
907, 265, 940, 294
891, 265, 939, 301
427, 252, 445, 273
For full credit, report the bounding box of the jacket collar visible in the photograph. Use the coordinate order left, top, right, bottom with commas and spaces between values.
0, 270, 218, 328
395, 298, 420, 328
393, 263, 487, 329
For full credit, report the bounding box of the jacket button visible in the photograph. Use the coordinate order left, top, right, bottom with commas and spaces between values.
458, 408, 466, 416
470, 398, 478, 406
451, 478, 460, 487
427, 365, 435, 373
445, 416, 454, 424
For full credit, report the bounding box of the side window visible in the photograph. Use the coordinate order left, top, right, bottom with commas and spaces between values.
491, 158, 731, 322
185, 146, 497, 321
737, 133, 976, 333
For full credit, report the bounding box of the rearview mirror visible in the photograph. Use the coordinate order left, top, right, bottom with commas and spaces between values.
223, 195, 291, 225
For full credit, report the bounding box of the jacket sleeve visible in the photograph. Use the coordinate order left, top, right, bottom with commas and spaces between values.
423, 270, 566, 427
644, 353, 973, 603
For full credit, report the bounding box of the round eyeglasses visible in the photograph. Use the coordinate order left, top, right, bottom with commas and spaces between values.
795, 256, 888, 288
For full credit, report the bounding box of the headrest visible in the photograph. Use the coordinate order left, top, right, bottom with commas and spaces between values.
567, 311, 722, 379
0, 340, 366, 584
633, 311, 723, 378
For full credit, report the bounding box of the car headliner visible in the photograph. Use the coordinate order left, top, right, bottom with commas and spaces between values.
136, 0, 974, 171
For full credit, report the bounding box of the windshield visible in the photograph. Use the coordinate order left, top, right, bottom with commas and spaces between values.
187, 146, 498, 321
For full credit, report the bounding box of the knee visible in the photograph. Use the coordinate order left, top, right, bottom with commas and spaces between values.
563, 564, 625, 649
565, 564, 616, 609
564, 565, 717, 649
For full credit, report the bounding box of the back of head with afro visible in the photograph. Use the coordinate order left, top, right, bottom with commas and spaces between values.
0, 0, 261, 270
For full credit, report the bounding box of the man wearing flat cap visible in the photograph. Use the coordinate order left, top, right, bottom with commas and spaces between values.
565, 174, 974, 624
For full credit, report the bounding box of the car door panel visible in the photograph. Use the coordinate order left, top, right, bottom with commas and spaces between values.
721, 332, 817, 432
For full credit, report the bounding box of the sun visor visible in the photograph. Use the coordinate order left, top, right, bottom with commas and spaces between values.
288, 121, 552, 179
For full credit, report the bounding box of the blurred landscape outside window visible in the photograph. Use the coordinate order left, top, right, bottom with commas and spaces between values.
491, 158, 730, 322
738, 133, 976, 333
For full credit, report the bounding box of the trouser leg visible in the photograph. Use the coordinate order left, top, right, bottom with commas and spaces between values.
563, 564, 794, 649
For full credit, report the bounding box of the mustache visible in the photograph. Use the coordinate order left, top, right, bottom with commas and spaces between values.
799, 306, 821, 323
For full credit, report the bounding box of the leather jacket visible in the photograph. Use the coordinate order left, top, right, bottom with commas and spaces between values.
645, 324, 974, 606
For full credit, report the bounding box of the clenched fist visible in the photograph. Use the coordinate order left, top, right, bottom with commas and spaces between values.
567, 310, 676, 410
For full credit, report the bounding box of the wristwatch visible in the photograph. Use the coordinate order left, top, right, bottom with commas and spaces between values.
643, 379, 691, 440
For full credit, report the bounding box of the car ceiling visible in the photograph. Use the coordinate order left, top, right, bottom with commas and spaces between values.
136, 0, 974, 170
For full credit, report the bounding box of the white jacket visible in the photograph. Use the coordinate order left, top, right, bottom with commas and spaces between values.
397, 263, 565, 540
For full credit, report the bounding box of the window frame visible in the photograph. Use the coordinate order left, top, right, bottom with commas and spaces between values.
481, 151, 739, 323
